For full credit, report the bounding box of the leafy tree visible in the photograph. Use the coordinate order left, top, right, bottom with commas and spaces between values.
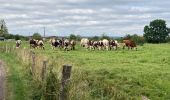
32, 33, 42, 40
76, 35, 81, 41
15, 34, 20, 40
0, 19, 8, 35
144, 19, 169, 43
69, 34, 77, 40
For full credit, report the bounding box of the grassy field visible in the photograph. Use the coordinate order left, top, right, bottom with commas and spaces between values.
0, 41, 170, 100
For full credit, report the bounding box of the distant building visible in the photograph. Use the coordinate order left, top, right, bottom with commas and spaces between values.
0, 37, 5, 41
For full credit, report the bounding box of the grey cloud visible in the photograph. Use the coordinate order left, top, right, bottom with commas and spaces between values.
0, 0, 170, 36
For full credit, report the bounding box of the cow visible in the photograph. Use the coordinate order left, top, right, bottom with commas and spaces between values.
70, 40, 76, 50
88, 40, 94, 50
102, 39, 110, 50
92, 41, 99, 50
98, 40, 104, 50
109, 40, 119, 50
16, 40, 22, 48
50, 38, 63, 49
29, 39, 44, 49
63, 39, 70, 51
29, 39, 38, 49
37, 40, 44, 49
80, 38, 89, 49
122, 40, 137, 50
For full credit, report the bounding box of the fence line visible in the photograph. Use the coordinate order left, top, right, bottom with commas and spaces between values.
0, 45, 73, 100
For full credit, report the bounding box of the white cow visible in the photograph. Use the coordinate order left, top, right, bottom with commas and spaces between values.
102, 39, 109, 50
80, 38, 89, 49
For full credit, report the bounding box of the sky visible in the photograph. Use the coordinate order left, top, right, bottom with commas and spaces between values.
0, 0, 170, 37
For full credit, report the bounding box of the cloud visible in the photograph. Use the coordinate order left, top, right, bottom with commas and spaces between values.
0, 0, 170, 36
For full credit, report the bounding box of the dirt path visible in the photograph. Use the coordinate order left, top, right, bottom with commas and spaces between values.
0, 60, 5, 100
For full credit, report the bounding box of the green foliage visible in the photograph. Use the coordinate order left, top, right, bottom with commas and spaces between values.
69, 34, 77, 40
45, 69, 60, 100
0, 52, 32, 100
0, 33, 28, 40
0, 19, 8, 35
32, 33, 42, 40
144, 19, 170, 43
69, 34, 81, 41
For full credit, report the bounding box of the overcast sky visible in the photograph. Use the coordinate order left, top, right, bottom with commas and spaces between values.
0, 0, 170, 36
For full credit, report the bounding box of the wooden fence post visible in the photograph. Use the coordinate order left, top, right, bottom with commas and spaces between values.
5, 44, 7, 53
41, 60, 47, 81
31, 52, 35, 75
59, 65, 72, 100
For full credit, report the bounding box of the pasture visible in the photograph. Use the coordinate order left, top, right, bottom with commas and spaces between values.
0, 41, 170, 100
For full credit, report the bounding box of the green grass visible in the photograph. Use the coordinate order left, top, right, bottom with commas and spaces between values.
0, 51, 32, 100
38, 43, 170, 100
1, 41, 170, 99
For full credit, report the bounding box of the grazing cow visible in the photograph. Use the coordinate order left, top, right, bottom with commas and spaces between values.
98, 40, 104, 50
93, 41, 99, 50
29, 39, 38, 49
88, 40, 94, 50
102, 39, 110, 50
37, 40, 44, 49
63, 39, 70, 51
123, 40, 137, 50
80, 38, 89, 49
29, 39, 44, 49
49, 38, 55, 49
70, 40, 76, 50
16, 40, 22, 48
109, 40, 118, 50
50, 38, 63, 49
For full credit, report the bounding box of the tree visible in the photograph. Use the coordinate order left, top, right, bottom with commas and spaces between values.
144, 19, 169, 43
15, 34, 20, 40
32, 33, 42, 40
69, 34, 77, 40
0, 19, 8, 35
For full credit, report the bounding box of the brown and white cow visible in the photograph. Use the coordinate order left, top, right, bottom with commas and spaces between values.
70, 40, 76, 50
122, 40, 137, 50
98, 40, 104, 50
29, 39, 44, 49
16, 40, 22, 48
37, 40, 44, 49
63, 39, 70, 51
29, 39, 38, 49
50, 38, 63, 49
109, 40, 119, 50
92, 41, 99, 50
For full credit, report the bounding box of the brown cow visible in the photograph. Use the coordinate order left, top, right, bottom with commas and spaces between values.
123, 40, 137, 50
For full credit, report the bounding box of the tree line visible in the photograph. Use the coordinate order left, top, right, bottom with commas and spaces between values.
0, 19, 170, 44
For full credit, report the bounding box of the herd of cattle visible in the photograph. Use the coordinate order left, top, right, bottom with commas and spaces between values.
15, 38, 137, 51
